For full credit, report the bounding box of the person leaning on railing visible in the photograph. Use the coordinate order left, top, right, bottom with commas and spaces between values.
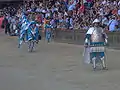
116, 15, 120, 31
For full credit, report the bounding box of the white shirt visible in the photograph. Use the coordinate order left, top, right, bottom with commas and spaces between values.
102, 0, 106, 5
64, 12, 68, 16
113, 1, 117, 5
118, 10, 120, 15
42, 10, 46, 13
45, 13, 50, 18
102, 17, 108, 25
118, 1, 120, 5
36, 8, 42, 12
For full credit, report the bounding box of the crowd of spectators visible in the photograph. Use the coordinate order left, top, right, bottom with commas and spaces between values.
0, 0, 120, 33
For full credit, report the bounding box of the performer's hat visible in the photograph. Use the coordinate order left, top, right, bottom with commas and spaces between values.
93, 19, 100, 24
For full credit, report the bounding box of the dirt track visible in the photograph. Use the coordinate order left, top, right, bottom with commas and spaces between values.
0, 32, 120, 90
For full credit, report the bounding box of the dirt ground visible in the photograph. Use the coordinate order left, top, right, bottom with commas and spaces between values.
0, 32, 120, 90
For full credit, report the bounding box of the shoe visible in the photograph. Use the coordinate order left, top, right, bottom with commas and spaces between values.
28, 49, 31, 52
18, 44, 20, 48
36, 41, 39, 44
25, 41, 28, 43
102, 67, 108, 70
93, 67, 96, 71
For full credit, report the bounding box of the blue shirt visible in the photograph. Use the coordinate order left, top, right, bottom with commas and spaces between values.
108, 19, 118, 32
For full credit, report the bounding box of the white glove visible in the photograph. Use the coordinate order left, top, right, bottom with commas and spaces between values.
85, 38, 89, 44
105, 39, 108, 44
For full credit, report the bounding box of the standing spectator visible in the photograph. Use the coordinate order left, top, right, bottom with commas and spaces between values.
117, 15, 120, 31
4, 15, 11, 35
108, 16, 118, 32
118, 6, 120, 16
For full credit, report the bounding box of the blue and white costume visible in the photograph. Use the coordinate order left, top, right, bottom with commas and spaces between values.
84, 19, 108, 70
45, 24, 52, 43
18, 15, 30, 48
27, 21, 39, 41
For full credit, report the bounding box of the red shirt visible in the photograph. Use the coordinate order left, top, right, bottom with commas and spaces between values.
0, 16, 4, 28
36, 14, 42, 23
79, 5, 85, 13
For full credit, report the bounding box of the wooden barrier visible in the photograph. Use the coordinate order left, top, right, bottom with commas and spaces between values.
107, 32, 120, 48
53, 29, 120, 49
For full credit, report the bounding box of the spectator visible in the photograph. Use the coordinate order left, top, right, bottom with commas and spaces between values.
1, 0, 119, 32
108, 16, 118, 32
